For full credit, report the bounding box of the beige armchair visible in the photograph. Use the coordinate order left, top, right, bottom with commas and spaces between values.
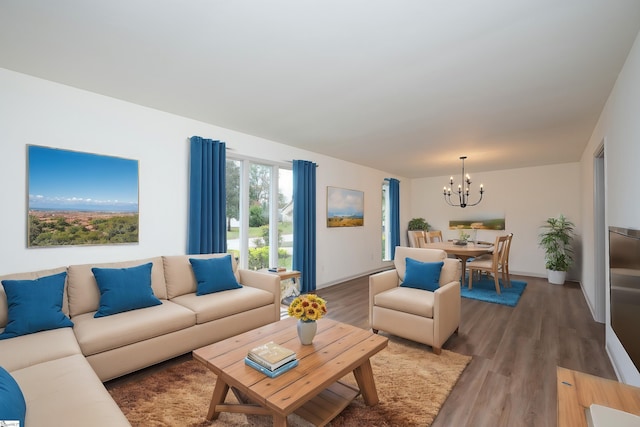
369, 247, 462, 354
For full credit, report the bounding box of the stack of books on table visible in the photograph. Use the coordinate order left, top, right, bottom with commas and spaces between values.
245, 341, 298, 378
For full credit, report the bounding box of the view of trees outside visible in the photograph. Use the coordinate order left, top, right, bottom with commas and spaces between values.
226, 160, 240, 233
226, 159, 293, 270
277, 167, 293, 269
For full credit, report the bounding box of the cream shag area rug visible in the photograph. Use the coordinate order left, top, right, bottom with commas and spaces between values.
108, 335, 471, 427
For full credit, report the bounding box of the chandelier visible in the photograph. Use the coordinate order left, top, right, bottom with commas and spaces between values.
443, 156, 484, 208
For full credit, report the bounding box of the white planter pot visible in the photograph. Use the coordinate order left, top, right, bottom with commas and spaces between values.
547, 270, 567, 285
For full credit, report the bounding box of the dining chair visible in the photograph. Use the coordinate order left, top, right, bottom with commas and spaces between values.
426, 230, 444, 243
466, 234, 510, 294
501, 233, 514, 287
416, 234, 428, 248
408, 230, 425, 248
474, 233, 513, 284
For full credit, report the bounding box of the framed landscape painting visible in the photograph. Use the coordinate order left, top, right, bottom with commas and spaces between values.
27, 145, 139, 247
327, 186, 364, 227
448, 218, 505, 230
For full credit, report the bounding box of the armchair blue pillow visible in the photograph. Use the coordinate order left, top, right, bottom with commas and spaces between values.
0, 366, 26, 426
189, 255, 242, 296
401, 258, 444, 292
0, 271, 73, 340
92, 262, 162, 318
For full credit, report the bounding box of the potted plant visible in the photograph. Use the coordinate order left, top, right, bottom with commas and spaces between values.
408, 218, 430, 231
538, 214, 575, 285
456, 228, 470, 246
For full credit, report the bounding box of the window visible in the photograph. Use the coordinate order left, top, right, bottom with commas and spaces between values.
226, 158, 293, 270
382, 180, 391, 261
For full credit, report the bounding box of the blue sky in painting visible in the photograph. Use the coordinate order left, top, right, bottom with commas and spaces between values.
327, 187, 364, 218
28, 145, 139, 212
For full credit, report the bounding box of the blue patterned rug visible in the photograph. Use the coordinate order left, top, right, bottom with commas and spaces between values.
460, 276, 527, 307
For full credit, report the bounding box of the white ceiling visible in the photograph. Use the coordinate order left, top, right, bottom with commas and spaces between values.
1, 1, 639, 178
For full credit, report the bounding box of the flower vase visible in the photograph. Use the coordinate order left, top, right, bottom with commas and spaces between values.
297, 319, 317, 345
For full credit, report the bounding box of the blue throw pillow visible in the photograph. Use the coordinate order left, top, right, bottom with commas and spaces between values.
401, 258, 444, 292
0, 271, 73, 340
0, 366, 26, 426
92, 263, 162, 318
189, 255, 242, 296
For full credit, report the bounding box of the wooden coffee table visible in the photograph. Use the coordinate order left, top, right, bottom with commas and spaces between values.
192, 317, 388, 426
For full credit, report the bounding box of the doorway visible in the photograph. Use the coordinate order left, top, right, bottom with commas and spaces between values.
594, 143, 606, 323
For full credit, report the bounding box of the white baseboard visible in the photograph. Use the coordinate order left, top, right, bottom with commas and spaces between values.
316, 267, 392, 289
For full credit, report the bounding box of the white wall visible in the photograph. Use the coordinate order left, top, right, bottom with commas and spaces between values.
316, 163, 412, 286
0, 68, 405, 286
579, 30, 640, 386
410, 163, 581, 278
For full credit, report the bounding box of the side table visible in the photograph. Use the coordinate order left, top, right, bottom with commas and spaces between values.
260, 269, 301, 304
557, 366, 640, 426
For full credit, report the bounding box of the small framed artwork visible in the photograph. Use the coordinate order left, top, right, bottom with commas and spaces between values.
27, 145, 139, 247
327, 186, 364, 227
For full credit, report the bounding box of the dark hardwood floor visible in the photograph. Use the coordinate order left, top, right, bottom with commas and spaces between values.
106, 273, 615, 426
317, 274, 616, 427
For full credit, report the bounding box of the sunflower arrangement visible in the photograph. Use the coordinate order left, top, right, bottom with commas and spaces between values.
288, 294, 328, 322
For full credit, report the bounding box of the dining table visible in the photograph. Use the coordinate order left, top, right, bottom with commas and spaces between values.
422, 241, 494, 275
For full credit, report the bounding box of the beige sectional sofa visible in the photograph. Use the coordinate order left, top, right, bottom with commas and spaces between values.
0, 254, 280, 427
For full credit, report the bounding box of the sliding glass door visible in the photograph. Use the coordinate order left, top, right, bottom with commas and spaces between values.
226, 158, 293, 270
